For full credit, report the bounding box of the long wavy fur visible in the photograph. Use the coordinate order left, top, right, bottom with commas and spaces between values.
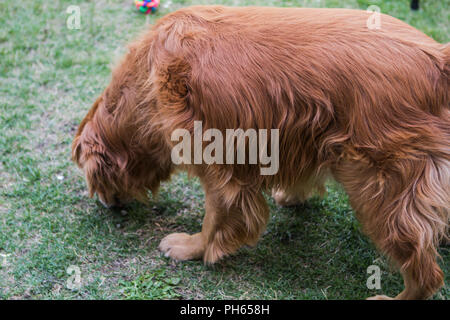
73, 6, 449, 299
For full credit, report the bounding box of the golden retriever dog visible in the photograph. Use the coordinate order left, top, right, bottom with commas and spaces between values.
72, 6, 449, 299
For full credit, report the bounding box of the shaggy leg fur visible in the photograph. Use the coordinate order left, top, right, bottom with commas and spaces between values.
333, 155, 448, 300
160, 180, 269, 263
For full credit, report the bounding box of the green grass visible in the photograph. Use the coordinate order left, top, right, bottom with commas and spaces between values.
0, 0, 448, 300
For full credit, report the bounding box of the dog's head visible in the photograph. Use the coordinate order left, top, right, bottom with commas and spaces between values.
72, 90, 172, 208
72, 32, 185, 207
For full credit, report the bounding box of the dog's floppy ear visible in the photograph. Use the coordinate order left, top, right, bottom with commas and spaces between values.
72, 120, 112, 199
72, 135, 83, 165
72, 96, 103, 164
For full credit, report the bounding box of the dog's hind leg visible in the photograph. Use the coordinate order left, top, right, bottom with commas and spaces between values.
333, 155, 448, 300
159, 180, 269, 264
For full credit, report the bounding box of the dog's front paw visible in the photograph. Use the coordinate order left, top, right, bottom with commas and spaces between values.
159, 232, 205, 261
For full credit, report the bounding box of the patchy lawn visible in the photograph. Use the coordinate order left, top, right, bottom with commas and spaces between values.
0, 0, 448, 299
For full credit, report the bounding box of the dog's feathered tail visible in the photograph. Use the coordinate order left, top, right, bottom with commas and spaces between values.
395, 42, 450, 296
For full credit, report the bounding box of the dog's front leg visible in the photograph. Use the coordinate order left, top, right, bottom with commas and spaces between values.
159, 181, 269, 264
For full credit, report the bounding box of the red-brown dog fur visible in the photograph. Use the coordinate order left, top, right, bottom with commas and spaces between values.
72, 6, 449, 299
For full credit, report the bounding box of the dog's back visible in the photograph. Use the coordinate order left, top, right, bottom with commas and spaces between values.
149, 6, 449, 185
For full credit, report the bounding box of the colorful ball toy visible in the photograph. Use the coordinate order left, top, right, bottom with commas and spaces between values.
135, 0, 160, 14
